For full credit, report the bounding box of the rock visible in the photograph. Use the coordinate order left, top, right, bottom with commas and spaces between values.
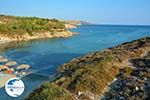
0, 56, 3, 59
135, 86, 139, 91
16, 64, 30, 70
0, 58, 8, 63
78, 91, 83, 96
119, 96, 125, 100
102, 51, 150, 100
5, 61, 17, 67
0, 65, 9, 70
65, 24, 77, 29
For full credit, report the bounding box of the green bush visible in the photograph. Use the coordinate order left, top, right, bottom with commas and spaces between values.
26, 82, 75, 100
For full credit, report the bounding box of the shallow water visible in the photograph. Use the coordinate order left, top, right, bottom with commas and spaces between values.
0, 25, 150, 99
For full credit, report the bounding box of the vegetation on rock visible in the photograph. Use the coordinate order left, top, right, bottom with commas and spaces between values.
0, 15, 66, 36
102, 53, 150, 100
25, 82, 75, 100
0, 15, 75, 42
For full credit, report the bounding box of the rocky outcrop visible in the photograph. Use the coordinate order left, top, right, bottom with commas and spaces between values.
0, 30, 77, 43
0, 56, 8, 63
27, 37, 150, 100
102, 52, 150, 100
64, 20, 87, 29
0, 55, 31, 84
0, 15, 78, 43
65, 24, 77, 29
16, 64, 30, 70
5, 61, 17, 67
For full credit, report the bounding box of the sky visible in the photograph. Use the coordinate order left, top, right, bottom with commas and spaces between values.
0, 0, 150, 25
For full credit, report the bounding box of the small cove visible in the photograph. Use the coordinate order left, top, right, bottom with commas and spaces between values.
0, 25, 150, 99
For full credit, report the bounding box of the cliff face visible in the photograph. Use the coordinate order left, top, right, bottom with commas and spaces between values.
26, 37, 150, 100
0, 30, 77, 42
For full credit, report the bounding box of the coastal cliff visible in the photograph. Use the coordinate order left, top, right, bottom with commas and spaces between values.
0, 15, 77, 42
64, 20, 91, 29
26, 37, 150, 100
0, 30, 76, 42
64, 20, 82, 29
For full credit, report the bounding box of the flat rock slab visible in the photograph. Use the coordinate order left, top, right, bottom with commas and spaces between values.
0, 58, 8, 63
0, 74, 16, 88
5, 61, 17, 67
16, 64, 30, 70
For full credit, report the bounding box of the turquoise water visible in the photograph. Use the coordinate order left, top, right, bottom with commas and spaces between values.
0, 25, 150, 99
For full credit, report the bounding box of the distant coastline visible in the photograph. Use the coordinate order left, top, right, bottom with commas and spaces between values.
95, 24, 150, 27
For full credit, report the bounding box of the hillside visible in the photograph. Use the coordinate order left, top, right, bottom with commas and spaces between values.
0, 15, 76, 42
64, 20, 91, 29
26, 37, 150, 100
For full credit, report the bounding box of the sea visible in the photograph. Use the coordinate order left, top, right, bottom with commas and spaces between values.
0, 25, 150, 99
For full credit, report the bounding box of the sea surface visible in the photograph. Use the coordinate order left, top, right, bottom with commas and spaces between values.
0, 25, 150, 99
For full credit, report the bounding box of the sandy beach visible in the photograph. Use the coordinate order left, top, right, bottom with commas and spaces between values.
0, 74, 16, 88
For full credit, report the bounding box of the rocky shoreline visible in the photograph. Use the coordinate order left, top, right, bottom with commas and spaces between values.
0, 15, 78, 44
26, 37, 150, 100
0, 30, 77, 43
0, 55, 31, 87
